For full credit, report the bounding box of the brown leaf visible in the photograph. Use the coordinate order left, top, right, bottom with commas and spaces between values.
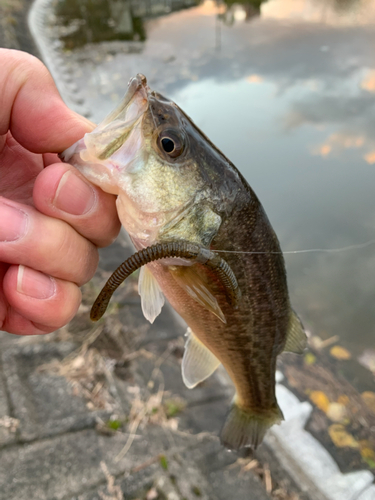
337, 395, 350, 406
361, 392, 375, 413
309, 390, 330, 412
328, 424, 359, 448
330, 346, 351, 360
304, 352, 316, 365
359, 441, 375, 459
326, 403, 347, 423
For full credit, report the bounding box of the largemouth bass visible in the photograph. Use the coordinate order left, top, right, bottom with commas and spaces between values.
61, 74, 307, 450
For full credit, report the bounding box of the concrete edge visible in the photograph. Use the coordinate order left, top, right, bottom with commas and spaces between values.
28, 0, 90, 117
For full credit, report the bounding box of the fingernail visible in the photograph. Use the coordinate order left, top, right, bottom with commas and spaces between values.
17, 265, 56, 300
0, 202, 28, 242
54, 170, 96, 215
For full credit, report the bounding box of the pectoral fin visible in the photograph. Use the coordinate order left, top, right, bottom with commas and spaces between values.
182, 328, 221, 388
283, 310, 307, 354
170, 266, 226, 323
138, 266, 165, 324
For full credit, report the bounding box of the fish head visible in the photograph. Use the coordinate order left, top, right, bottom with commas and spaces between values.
61, 74, 238, 243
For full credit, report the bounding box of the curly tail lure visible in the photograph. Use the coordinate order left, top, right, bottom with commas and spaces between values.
91, 240, 241, 321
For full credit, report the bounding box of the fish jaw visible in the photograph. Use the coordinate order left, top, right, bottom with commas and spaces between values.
60, 74, 149, 196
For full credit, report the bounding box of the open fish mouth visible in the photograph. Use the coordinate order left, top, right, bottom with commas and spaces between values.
59, 74, 150, 193
95, 73, 150, 132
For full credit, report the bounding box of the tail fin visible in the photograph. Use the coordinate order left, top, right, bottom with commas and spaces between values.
220, 401, 283, 451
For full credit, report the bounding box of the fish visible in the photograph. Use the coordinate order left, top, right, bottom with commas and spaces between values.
60, 74, 307, 450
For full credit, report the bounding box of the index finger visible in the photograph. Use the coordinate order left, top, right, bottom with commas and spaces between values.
0, 49, 94, 153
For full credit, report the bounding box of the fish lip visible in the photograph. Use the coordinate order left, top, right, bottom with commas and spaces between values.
127, 73, 150, 103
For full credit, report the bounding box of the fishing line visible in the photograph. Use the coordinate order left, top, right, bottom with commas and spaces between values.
214, 237, 375, 256
148, 100, 158, 130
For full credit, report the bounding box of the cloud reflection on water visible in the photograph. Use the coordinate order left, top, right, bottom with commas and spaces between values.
58, 0, 375, 357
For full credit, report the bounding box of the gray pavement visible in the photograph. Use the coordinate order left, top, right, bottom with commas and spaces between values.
0, 241, 275, 500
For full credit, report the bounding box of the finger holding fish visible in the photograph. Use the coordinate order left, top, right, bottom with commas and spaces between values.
3, 264, 81, 335
33, 162, 121, 248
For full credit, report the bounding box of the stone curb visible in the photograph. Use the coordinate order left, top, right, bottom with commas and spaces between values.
28, 0, 90, 117
266, 378, 374, 500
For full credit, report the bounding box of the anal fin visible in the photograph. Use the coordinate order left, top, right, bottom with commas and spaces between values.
283, 310, 307, 354
182, 328, 221, 388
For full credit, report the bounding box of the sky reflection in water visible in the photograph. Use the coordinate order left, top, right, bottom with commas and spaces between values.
59, 0, 375, 359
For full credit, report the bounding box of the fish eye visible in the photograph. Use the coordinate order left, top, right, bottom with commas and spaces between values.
158, 129, 184, 158
161, 137, 175, 153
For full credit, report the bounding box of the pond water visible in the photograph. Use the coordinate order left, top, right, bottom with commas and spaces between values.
54, 0, 375, 371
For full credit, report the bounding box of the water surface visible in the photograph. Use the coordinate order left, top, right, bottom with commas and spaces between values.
55, 0, 375, 366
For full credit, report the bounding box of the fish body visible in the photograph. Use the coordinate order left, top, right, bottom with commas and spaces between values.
62, 74, 306, 450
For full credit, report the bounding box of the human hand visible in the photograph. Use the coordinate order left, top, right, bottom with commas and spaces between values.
0, 49, 121, 335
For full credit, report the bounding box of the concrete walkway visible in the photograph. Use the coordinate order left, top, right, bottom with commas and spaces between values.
0, 239, 275, 500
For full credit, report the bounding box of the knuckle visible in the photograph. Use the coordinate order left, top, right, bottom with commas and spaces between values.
50, 223, 98, 284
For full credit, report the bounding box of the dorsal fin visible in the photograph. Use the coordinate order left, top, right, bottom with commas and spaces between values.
182, 328, 221, 388
283, 310, 307, 354
170, 266, 226, 323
